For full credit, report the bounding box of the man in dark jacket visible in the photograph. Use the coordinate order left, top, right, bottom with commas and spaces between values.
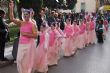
36, 9, 47, 45
47, 11, 56, 26
36, 8, 48, 30
0, 10, 9, 61
95, 20, 104, 43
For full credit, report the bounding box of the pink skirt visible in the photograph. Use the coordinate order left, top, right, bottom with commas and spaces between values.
48, 39, 60, 66
86, 31, 91, 45
34, 44, 48, 72
61, 38, 65, 52
83, 31, 87, 46
72, 35, 77, 51
89, 30, 96, 44
57, 38, 63, 59
17, 39, 36, 73
74, 34, 80, 49
78, 34, 85, 49
63, 37, 74, 56
57, 38, 62, 52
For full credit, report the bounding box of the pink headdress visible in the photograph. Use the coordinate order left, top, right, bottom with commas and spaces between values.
21, 8, 33, 21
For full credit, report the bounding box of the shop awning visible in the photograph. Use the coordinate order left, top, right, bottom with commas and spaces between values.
104, 5, 110, 10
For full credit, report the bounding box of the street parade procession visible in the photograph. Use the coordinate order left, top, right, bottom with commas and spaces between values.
0, 0, 110, 73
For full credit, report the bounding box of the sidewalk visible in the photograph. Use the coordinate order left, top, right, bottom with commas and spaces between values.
0, 46, 14, 68
5, 45, 13, 60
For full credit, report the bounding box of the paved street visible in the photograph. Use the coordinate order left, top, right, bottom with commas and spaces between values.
0, 31, 110, 73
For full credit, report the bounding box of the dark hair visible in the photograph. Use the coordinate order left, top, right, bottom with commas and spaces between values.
56, 22, 60, 27
41, 8, 45, 11
0, 10, 5, 16
51, 22, 56, 27
40, 8, 45, 13
51, 11, 55, 14
41, 24, 46, 28
67, 18, 71, 22
99, 20, 103, 24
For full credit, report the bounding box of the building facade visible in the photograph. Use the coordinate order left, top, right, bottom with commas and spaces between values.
75, 0, 96, 12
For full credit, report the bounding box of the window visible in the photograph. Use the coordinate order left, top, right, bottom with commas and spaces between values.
81, 2, 86, 11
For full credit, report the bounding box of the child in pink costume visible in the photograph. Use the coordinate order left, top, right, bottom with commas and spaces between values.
82, 19, 88, 47
56, 22, 65, 58
72, 21, 80, 51
48, 23, 62, 66
89, 19, 96, 44
64, 19, 75, 57
86, 18, 91, 45
34, 24, 49, 73
78, 21, 86, 49
82, 20, 87, 47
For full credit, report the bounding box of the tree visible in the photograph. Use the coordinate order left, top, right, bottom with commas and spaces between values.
43, 0, 77, 9
0, 0, 11, 19
16, 0, 43, 19
0, 0, 8, 8
58, 0, 66, 9
66, 0, 77, 9
43, 0, 58, 9
58, 0, 64, 5
15, 0, 77, 19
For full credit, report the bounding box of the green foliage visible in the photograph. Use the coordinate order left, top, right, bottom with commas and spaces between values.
9, 25, 19, 42
40, 0, 43, 7
16, 0, 20, 3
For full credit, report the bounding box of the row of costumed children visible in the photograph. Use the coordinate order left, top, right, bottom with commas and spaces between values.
33, 17, 97, 73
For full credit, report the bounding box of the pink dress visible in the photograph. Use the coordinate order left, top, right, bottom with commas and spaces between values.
56, 28, 65, 57
48, 29, 61, 66
72, 24, 79, 51
78, 23, 85, 49
17, 22, 36, 73
89, 20, 96, 44
34, 31, 49, 72
64, 24, 74, 56
86, 22, 91, 45
82, 23, 87, 47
